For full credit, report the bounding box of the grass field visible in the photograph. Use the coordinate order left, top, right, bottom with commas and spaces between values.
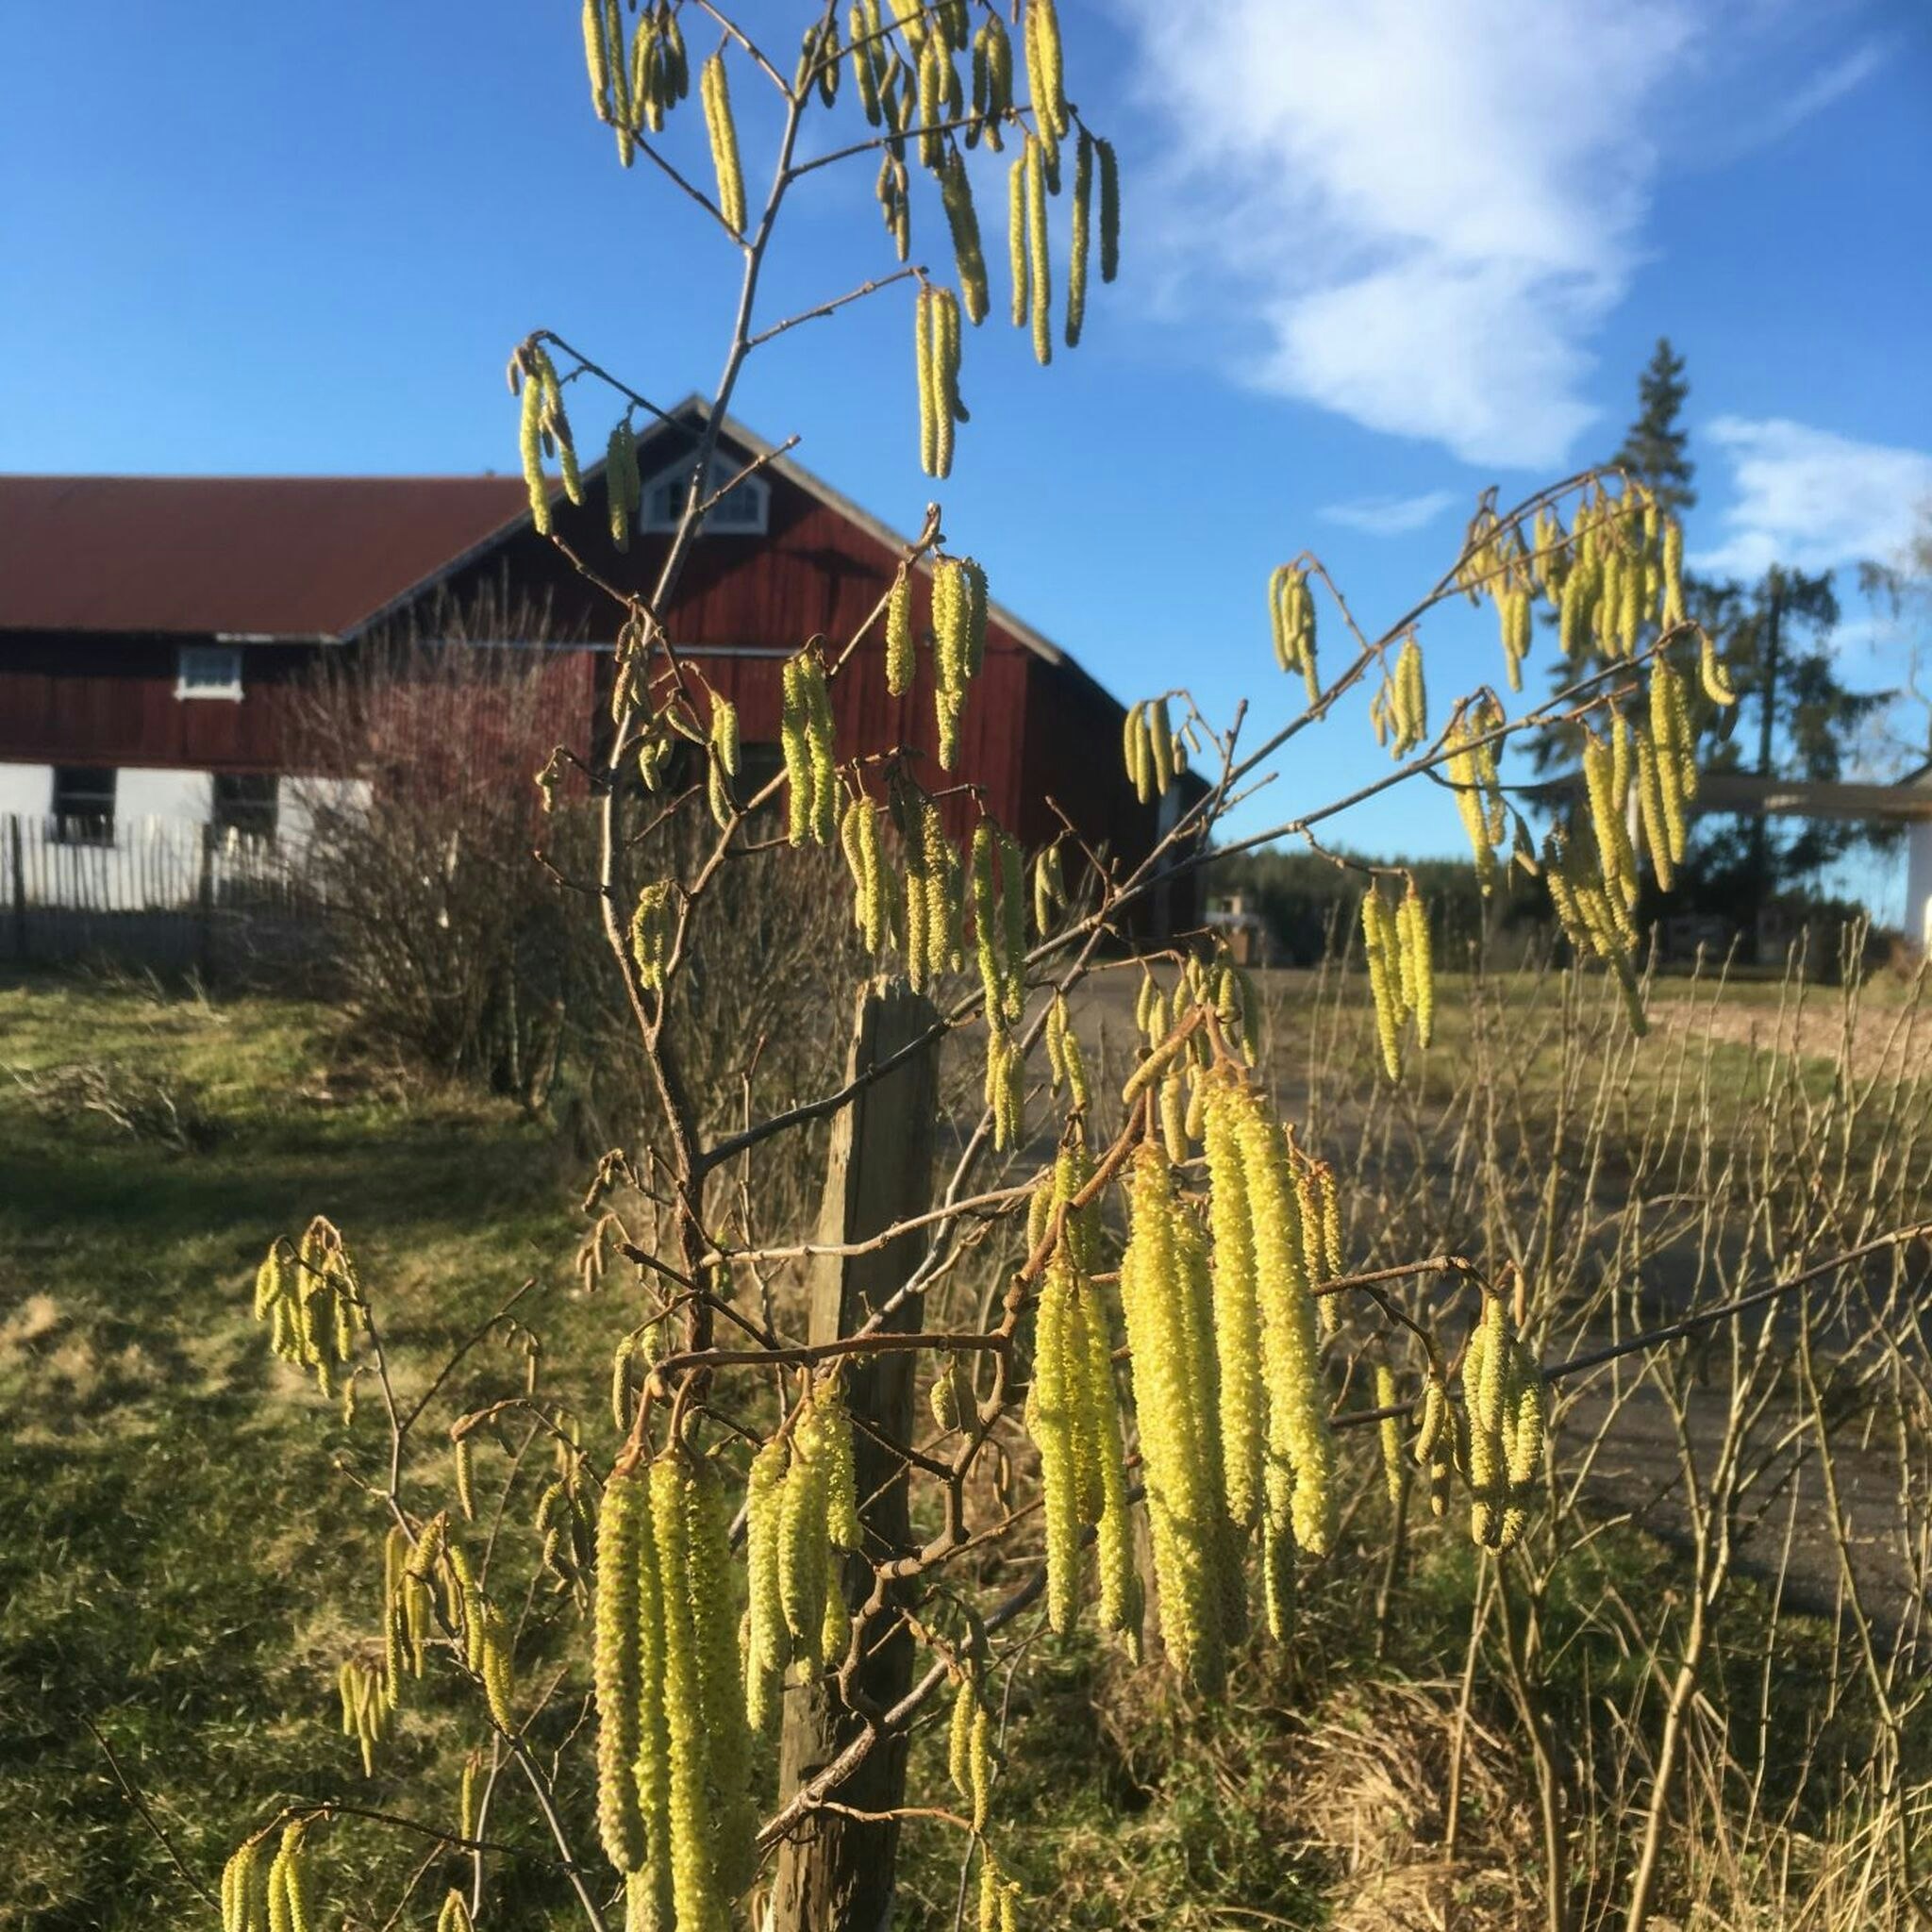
2, 960, 1926, 1931
0, 973, 590, 1928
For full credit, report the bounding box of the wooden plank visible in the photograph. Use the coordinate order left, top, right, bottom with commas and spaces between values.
772, 978, 940, 1932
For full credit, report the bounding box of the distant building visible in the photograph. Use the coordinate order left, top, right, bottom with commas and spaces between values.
0, 398, 1198, 933
1202, 888, 1273, 966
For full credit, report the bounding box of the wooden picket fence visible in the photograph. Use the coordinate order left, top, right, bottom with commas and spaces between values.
2, 813, 319, 972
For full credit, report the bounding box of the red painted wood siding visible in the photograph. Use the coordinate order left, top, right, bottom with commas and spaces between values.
0, 638, 316, 772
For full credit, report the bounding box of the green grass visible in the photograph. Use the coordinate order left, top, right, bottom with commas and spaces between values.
1, 967, 1916, 1931
0, 971, 588, 1928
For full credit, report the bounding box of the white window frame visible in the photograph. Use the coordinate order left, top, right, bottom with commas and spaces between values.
176, 643, 244, 701
640, 454, 770, 536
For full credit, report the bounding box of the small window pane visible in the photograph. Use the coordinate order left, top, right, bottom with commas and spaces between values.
213, 773, 278, 840
53, 766, 116, 843
178, 644, 243, 699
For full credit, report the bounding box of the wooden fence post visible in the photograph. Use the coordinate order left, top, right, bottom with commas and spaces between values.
772, 976, 941, 1932
195, 822, 216, 977
8, 816, 25, 962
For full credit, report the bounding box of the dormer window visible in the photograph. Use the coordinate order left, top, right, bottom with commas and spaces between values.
641, 453, 770, 535
177, 643, 243, 700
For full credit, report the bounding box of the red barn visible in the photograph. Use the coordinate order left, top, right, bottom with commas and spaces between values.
0, 398, 1195, 930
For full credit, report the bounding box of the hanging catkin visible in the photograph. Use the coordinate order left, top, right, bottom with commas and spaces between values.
1202, 1073, 1264, 1532
700, 53, 746, 233
1230, 1086, 1337, 1570
223, 1837, 273, 1932
1065, 131, 1091, 348
1096, 136, 1120, 282
1117, 1146, 1235, 1689
1031, 1247, 1085, 1632
885, 566, 915, 694
592, 1464, 647, 1873
1360, 885, 1406, 1082
1374, 1364, 1406, 1508
917, 285, 962, 478
744, 1438, 789, 1729
1024, 133, 1052, 365
940, 149, 990, 325
267, 1822, 314, 1932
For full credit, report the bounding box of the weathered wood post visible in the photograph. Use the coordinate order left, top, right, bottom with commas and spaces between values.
8, 816, 25, 962
772, 976, 940, 1932
196, 820, 216, 977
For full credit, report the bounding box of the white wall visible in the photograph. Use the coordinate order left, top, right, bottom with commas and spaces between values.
278, 774, 372, 856
0, 762, 53, 816
1906, 821, 1932, 955
120, 768, 213, 825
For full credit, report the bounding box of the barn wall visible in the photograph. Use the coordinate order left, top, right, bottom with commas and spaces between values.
447, 453, 1145, 862
0, 435, 1171, 920
0, 638, 318, 773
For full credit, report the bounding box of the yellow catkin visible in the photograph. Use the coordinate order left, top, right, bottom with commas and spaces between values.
1096, 136, 1120, 282
1398, 884, 1434, 1047
700, 53, 745, 233
813, 1384, 863, 1552
1123, 701, 1151, 804
941, 149, 989, 325
476, 1598, 516, 1731
225, 1839, 273, 1932
744, 1438, 789, 1729
1374, 1363, 1406, 1508
1025, 0, 1067, 141
687, 1455, 757, 1900
1024, 133, 1052, 366
1202, 1074, 1264, 1532
1006, 146, 1028, 330
914, 285, 938, 476
777, 1413, 831, 1671
780, 656, 812, 846
1065, 130, 1091, 348
1635, 729, 1675, 891
1033, 842, 1063, 935
628, 1469, 674, 1928
650, 1457, 720, 1931
1413, 1375, 1448, 1468
1031, 1247, 1085, 1632
947, 1669, 977, 1800
1582, 731, 1638, 923
1233, 1091, 1337, 1569
1143, 696, 1174, 797
968, 1699, 995, 1832
917, 285, 961, 479
1361, 886, 1405, 1082
1117, 1147, 1232, 1689
1072, 1266, 1140, 1646
885, 567, 914, 694
437, 1890, 475, 1932
1444, 710, 1500, 894
582, 0, 611, 118
1391, 634, 1427, 754
628, 879, 675, 994
268, 1822, 312, 1932
592, 1465, 647, 1873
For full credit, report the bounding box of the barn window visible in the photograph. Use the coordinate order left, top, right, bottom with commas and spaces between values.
52, 766, 116, 843
641, 454, 770, 535
213, 774, 278, 840
177, 643, 243, 700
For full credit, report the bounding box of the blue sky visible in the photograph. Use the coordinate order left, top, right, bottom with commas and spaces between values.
5, 2, 1929, 907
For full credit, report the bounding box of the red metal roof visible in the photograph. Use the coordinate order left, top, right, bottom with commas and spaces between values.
0, 474, 531, 640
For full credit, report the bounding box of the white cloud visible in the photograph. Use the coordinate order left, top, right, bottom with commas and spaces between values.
1319, 488, 1457, 537
1692, 417, 1932, 579
1117, 0, 1698, 469
1743, 40, 1887, 146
